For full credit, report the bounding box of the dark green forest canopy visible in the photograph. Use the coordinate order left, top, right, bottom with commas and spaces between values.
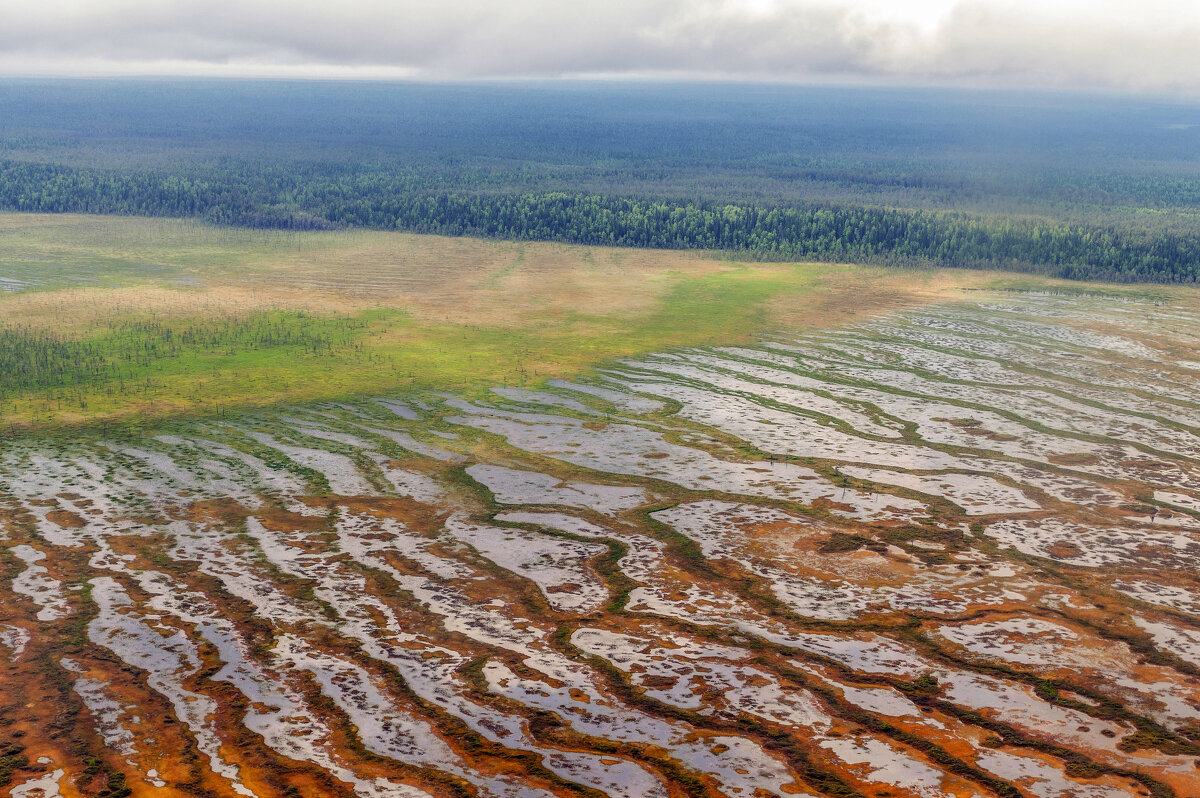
3, 79, 1200, 282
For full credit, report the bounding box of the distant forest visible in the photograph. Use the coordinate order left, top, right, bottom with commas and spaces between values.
2, 80, 1200, 283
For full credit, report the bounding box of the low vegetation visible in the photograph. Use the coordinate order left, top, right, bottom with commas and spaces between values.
0, 212, 1071, 431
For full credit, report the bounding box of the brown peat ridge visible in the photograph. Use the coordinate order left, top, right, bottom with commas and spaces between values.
4, 291, 1200, 798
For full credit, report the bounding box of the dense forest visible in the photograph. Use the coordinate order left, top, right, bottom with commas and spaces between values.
2, 80, 1200, 282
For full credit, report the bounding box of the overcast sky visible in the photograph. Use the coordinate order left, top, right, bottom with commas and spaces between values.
2, 0, 1198, 94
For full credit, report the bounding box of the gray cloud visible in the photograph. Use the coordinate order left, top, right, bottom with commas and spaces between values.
0, 0, 1198, 93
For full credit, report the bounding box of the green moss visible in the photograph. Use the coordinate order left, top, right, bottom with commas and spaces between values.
819, 532, 875, 553
0, 740, 28, 788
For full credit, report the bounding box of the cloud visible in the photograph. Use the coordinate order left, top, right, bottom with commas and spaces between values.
1, 0, 1198, 93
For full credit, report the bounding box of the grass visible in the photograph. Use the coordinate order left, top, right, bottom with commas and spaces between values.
4, 211, 1184, 433
0, 309, 369, 396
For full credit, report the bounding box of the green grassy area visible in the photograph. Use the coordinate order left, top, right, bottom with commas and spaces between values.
0, 266, 822, 429
0, 309, 370, 396
0, 215, 330, 291
4, 212, 1159, 434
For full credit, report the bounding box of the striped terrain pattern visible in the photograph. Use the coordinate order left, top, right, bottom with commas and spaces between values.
2, 292, 1200, 798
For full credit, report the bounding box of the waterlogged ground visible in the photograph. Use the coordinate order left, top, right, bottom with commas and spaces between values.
3, 291, 1200, 797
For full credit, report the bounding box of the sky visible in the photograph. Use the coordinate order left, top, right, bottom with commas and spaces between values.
1, 0, 1198, 94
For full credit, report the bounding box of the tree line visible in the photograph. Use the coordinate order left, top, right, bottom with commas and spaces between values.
2, 160, 1198, 283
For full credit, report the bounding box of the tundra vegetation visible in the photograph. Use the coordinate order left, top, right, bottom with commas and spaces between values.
2, 211, 1200, 798
0, 213, 1039, 432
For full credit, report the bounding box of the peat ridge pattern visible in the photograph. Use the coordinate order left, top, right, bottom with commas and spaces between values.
2, 293, 1200, 798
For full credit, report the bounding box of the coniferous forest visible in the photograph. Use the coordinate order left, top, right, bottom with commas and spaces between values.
3, 80, 1200, 282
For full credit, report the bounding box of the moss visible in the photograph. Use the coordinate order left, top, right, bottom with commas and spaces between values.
912, 674, 940, 693
819, 532, 875, 553
0, 740, 28, 788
